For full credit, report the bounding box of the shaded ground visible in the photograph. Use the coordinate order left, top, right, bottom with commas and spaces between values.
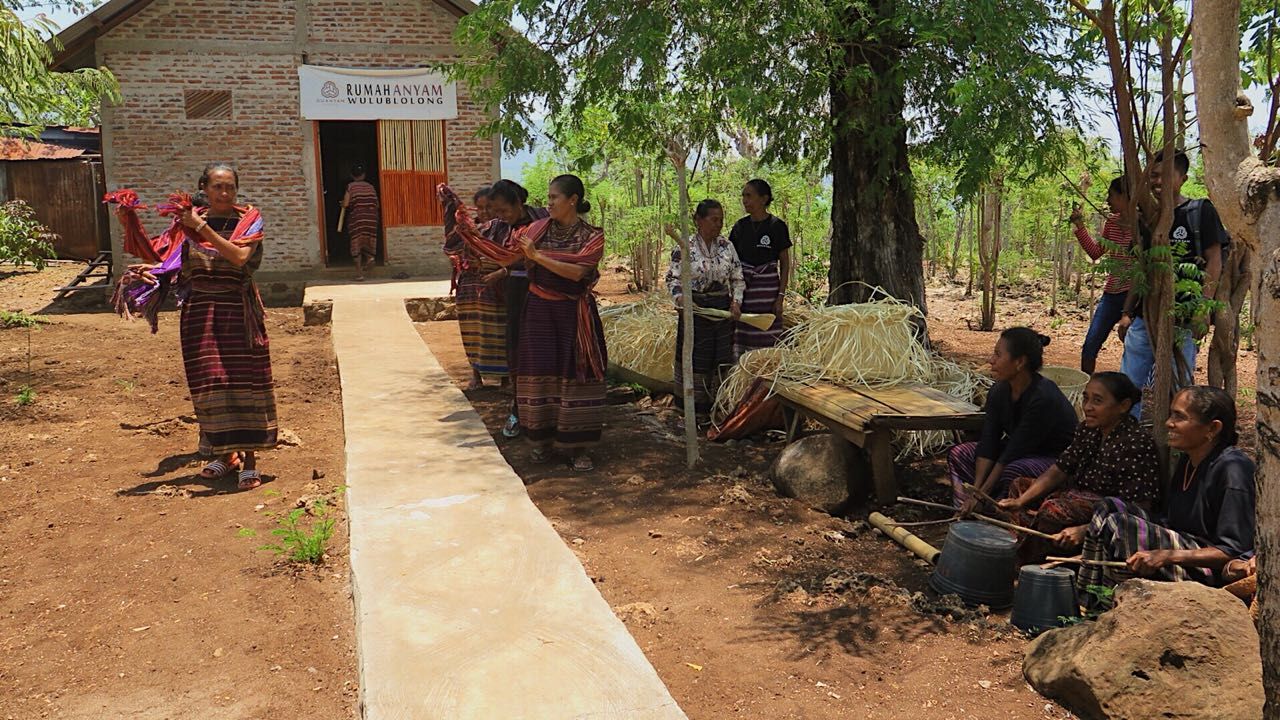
418, 314, 1074, 720
0, 265, 357, 719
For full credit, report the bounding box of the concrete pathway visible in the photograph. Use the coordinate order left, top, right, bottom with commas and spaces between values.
319, 282, 686, 720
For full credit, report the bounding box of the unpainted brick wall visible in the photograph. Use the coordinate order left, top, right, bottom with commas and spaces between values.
99, 0, 497, 279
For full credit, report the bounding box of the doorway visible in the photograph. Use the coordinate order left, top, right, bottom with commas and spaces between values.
317, 121, 381, 266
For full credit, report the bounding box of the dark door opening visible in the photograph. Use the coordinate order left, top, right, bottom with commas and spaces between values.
318, 121, 381, 267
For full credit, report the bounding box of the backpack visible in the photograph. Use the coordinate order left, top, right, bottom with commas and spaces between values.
1182, 198, 1230, 265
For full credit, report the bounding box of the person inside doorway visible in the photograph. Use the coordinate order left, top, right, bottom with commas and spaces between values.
342, 164, 380, 281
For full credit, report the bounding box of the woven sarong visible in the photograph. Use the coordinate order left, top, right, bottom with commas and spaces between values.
1076, 497, 1212, 594
182, 246, 278, 455
456, 260, 508, 377
1007, 476, 1103, 563
735, 261, 784, 357
675, 289, 733, 415
948, 441, 1057, 508
346, 181, 379, 259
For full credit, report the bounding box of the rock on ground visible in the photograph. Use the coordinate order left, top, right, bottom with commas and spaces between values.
1023, 579, 1263, 720
770, 434, 863, 514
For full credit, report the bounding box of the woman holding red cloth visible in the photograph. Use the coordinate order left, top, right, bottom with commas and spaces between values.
110, 164, 277, 490
439, 174, 606, 471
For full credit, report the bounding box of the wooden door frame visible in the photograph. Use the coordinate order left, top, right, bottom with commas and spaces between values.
312, 121, 329, 267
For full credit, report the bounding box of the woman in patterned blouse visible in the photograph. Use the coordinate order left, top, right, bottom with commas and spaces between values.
997, 371, 1160, 563
664, 199, 745, 417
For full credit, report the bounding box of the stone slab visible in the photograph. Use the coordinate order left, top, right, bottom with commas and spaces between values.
329, 291, 685, 720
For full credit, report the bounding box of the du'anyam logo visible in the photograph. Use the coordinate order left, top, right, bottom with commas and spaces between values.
312, 76, 449, 106
1172, 225, 1189, 241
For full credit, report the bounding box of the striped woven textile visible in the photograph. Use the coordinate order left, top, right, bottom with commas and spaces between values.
1076, 497, 1212, 595
515, 220, 607, 449
345, 180, 379, 259
183, 218, 278, 455
735, 261, 784, 357
674, 289, 734, 415
455, 259, 508, 377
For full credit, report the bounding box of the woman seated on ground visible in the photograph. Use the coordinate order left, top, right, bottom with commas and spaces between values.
1075, 385, 1256, 598
663, 199, 745, 420
950, 327, 1078, 508
996, 372, 1160, 563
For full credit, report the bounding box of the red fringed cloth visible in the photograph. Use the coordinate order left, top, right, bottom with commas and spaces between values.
437, 183, 606, 382
104, 190, 267, 344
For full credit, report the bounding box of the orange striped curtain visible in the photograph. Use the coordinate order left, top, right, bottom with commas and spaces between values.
378, 120, 448, 226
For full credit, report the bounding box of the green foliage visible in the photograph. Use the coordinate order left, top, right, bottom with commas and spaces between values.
13, 385, 34, 406
248, 500, 336, 565
0, 200, 57, 268
2, 7, 119, 133
0, 309, 43, 328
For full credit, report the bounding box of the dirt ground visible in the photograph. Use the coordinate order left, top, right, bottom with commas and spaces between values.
2, 260, 1260, 719
0, 264, 357, 719
417, 316, 1075, 718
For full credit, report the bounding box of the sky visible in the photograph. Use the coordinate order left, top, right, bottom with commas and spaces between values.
20, 5, 1272, 184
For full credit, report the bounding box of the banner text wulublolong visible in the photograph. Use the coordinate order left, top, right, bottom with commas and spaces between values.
345, 81, 448, 105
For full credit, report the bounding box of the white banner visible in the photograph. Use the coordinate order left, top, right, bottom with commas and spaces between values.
297, 65, 458, 121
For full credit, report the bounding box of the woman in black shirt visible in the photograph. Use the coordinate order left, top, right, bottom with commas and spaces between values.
948, 327, 1078, 507
1076, 385, 1256, 594
728, 179, 791, 357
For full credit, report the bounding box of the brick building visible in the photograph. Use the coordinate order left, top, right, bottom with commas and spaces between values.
52, 0, 499, 291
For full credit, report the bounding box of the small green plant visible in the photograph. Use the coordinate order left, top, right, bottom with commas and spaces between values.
0, 201, 57, 269
1058, 583, 1116, 626
13, 385, 35, 406
114, 379, 136, 393
1049, 315, 1067, 330
0, 310, 43, 329
243, 499, 336, 564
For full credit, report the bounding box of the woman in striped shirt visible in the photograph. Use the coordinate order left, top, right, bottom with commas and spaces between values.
1071, 176, 1134, 374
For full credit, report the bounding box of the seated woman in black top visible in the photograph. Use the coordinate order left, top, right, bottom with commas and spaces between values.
949, 327, 1078, 507
1076, 385, 1256, 594
728, 178, 791, 356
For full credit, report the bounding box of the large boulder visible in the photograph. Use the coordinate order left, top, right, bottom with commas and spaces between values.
770, 434, 867, 513
1023, 579, 1263, 720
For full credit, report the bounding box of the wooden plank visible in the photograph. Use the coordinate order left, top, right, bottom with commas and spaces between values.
777, 381, 982, 431
865, 432, 897, 504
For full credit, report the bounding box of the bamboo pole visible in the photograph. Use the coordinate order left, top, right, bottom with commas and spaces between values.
869, 512, 942, 564
1045, 555, 1129, 569
895, 496, 1058, 542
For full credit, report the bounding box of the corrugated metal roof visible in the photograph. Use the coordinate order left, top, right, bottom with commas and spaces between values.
0, 138, 86, 161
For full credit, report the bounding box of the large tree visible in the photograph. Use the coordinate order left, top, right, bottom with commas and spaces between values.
1190, 0, 1280, 709
448, 0, 1090, 312
2, 3, 116, 134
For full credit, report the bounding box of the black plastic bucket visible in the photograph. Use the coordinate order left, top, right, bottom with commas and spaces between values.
928, 521, 1018, 609
1010, 565, 1079, 634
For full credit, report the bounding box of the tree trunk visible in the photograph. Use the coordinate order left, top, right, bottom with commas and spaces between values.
1208, 245, 1252, 396
978, 181, 1002, 331
965, 202, 977, 298
950, 202, 966, 279
827, 8, 926, 313
1192, 1, 1280, 710
668, 144, 699, 470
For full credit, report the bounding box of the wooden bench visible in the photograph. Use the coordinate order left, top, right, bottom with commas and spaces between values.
774, 381, 984, 504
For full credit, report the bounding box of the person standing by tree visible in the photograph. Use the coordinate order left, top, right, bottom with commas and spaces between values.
663, 199, 744, 419
1117, 149, 1227, 419
728, 179, 790, 357
342, 164, 380, 281
1071, 176, 1136, 374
